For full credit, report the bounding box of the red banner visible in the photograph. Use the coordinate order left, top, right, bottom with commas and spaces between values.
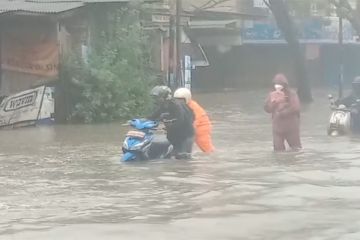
2, 25, 59, 77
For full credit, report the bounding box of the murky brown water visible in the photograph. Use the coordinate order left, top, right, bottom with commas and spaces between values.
2, 89, 360, 240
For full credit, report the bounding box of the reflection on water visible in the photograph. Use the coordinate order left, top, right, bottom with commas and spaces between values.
2, 89, 360, 240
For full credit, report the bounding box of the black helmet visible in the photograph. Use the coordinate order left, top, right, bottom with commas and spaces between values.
150, 85, 172, 101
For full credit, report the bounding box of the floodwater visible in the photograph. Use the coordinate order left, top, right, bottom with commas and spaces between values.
2, 89, 360, 240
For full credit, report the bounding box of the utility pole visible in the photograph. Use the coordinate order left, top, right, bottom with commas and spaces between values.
167, 0, 176, 88
167, 15, 175, 87
175, 0, 182, 88
338, 0, 344, 98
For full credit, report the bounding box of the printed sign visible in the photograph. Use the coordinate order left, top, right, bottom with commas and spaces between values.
254, 0, 268, 8
243, 17, 358, 44
184, 55, 192, 90
1, 24, 59, 77
0, 86, 48, 127
4, 92, 37, 112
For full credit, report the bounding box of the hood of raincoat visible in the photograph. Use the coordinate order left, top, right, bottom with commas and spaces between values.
273, 74, 289, 88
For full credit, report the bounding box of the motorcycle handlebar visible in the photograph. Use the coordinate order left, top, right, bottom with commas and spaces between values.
330, 105, 352, 112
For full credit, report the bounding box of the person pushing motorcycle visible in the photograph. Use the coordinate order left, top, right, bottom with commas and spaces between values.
148, 86, 195, 159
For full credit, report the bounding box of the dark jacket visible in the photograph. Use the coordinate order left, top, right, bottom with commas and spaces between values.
336, 93, 360, 108
149, 99, 194, 145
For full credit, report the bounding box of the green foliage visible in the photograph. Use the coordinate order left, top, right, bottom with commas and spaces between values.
62, 7, 158, 123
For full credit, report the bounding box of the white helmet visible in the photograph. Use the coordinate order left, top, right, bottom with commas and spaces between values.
174, 88, 192, 103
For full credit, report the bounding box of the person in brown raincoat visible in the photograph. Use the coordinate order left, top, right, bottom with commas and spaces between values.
264, 74, 302, 152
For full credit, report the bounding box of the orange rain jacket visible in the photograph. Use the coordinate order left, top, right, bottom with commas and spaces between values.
188, 100, 215, 153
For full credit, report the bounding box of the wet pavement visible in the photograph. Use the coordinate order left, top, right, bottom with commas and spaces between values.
1, 89, 360, 240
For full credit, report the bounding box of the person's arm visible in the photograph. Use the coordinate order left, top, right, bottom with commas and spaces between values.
147, 105, 163, 120
264, 93, 276, 113
172, 100, 185, 123
277, 91, 300, 117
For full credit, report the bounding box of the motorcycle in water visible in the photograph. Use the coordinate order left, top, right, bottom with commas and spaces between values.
327, 95, 360, 136
122, 118, 173, 161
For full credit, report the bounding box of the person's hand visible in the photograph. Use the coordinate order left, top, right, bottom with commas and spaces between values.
160, 113, 170, 120
163, 118, 176, 126
270, 91, 285, 103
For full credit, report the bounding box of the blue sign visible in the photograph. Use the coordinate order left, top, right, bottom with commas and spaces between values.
243, 17, 358, 44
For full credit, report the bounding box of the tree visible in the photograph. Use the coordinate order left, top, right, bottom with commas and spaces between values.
61, 7, 158, 123
330, 0, 360, 35
264, 0, 313, 103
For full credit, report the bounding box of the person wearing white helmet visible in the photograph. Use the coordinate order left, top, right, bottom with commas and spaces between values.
148, 85, 195, 159
174, 88, 192, 104
174, 88, 215, 153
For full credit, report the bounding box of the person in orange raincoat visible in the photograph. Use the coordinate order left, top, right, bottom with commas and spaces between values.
174, 88, 215, 153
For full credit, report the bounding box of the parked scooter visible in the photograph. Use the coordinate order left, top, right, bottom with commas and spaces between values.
327, 94, 360, 136
122, 118, 173, 161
